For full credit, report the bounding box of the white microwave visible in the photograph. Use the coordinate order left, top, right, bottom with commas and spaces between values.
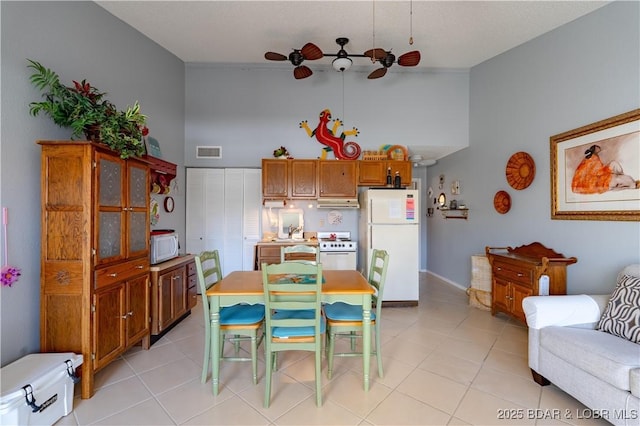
150, 231, 179, 264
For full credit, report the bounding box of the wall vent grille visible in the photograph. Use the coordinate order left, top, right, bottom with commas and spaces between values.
196, 146, 222, 159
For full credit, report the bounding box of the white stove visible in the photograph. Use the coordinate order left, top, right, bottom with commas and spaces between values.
317, 231, 357, 270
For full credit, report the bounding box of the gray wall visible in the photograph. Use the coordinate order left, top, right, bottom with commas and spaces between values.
184, 65, 469, 272
0, 1, 185, 365
184, 65, 469, 168
427, 1, 640, 294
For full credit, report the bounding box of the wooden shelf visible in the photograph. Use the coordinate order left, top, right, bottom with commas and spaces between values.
440, 207, 469, 219
142, 154, 177, 193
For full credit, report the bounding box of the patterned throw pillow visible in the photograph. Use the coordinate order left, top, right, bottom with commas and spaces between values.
597, 274, 640, 344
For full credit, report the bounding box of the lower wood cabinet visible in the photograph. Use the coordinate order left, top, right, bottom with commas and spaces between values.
255, 242, 319, 269
93, 274, 150, 371
486, 242, 577, 324
187, 260, 198, 309
150, 255, 197, 338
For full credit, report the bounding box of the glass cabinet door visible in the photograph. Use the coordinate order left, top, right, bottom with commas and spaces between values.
96, 153, 126, 264
127, 161, 149, 258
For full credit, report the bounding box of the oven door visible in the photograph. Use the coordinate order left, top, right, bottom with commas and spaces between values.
319, 251, 357, 270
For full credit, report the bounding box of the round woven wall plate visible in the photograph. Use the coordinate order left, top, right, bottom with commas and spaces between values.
494, 190, 511, 214
506, 151, 535, 190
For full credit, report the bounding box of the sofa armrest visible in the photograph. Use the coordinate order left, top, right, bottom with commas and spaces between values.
631, 369, 640, 399
522, 295, 610, 329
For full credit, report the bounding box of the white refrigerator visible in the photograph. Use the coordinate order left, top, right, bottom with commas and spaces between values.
359, 189, 420, 303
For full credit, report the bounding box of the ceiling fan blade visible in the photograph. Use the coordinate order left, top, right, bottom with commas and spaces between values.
367, 68, 387, 79
363, 48, 387, 60
265, 52, 287, 61
398, 51, 421, 67
293, 65, 313, 80
301, 43, 323, 60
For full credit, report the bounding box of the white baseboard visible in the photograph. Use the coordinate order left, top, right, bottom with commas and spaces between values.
425, 270, 468, 292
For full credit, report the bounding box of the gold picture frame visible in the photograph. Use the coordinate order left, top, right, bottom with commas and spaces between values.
550, 109, 640, 221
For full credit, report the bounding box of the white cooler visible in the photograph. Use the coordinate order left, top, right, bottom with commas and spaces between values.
0, 352, 83, 426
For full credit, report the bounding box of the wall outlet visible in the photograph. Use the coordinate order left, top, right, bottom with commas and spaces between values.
319, 219, 325, 226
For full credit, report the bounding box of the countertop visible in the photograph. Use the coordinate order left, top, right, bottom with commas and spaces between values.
256, 239, 319, 246
149, 254, 196, 272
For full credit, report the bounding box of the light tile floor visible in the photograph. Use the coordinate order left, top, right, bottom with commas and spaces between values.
58, 273, 609, 425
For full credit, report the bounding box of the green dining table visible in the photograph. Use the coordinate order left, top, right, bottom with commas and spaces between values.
206, 269, 375, 395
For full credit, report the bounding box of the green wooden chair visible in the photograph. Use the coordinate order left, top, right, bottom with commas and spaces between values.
280, 244, 319, 263
325, 249, 389, 379
261, 261, 325, 408
196, 250, 264, 386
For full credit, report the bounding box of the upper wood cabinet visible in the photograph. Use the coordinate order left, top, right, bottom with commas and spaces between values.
262, 159, 317, 199
262, 159, 289, 198
95, 151, 149, 266
318, 160, 357, 198
357, 160, 412, 187
290, 159, 317, 198
263, 158, 412, 200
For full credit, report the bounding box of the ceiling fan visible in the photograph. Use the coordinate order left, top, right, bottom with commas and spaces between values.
264, 37, 421, 80
410, 155, 437, 167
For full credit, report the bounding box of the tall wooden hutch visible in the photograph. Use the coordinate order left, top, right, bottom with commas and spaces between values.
39, 141, 151, 398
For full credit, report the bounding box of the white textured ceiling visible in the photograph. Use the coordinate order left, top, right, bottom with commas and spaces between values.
97, 1, 608, 69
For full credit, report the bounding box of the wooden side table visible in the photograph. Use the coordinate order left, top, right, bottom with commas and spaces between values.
486, 242, 577, 323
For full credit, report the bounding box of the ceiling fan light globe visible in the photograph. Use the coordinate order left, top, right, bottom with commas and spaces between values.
332, 57, 352, 72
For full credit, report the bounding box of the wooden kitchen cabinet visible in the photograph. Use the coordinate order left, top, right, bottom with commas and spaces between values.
150, 255, 197, 339
486, 242, 577, 324
357, 160, 412, 187
290, 159, 317, 198
262, 159, 317, 199
39, 141, 150, 399
262, 159, 289, 198
318, 160, 357, 198
187, 260, 198, 309
255, 242, 319, 269
93, 273, 150, 371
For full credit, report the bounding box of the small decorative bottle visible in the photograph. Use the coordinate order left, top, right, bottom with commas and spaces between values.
394, 171, 401, 188
386, 167, 392, 187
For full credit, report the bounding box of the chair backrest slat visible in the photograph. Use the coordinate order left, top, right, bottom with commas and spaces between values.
196, 250, 223, 321
261, 261, 323, 343
368, 249, 389, 312
281, 244, 319, 263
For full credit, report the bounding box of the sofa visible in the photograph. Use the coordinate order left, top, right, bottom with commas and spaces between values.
522, 264, 640, 426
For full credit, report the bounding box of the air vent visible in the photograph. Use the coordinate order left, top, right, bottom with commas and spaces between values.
196, 146, 222, 159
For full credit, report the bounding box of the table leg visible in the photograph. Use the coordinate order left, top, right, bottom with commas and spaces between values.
362, 294, 371, 391
210, 296, 221, 395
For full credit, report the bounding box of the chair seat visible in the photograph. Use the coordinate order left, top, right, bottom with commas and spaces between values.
271, 310, 326, 338
220, 304, 265, 325
324, 302, 376, 322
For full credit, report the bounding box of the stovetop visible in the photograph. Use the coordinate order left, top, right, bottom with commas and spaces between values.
317, 231, 357, 252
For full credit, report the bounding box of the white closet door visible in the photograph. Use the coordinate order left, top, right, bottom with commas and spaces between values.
186, 168, 206, 255
204, 169, 225, 254
223, 169, 244, 273
242, 169, 262, 270
186, 168, 224, 256
187, 168, 261, 274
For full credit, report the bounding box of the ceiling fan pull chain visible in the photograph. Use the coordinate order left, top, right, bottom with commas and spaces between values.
341, 72, 346, 124
409, 0, 414, 45
371, 0, 376, 63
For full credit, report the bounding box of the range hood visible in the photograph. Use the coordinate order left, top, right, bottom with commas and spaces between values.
316, 198, 360, 209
